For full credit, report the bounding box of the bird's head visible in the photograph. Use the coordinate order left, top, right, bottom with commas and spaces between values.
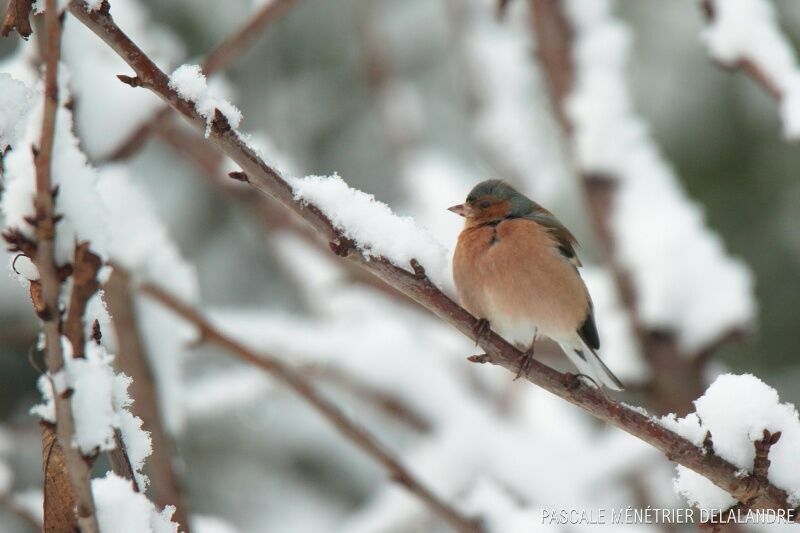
448, 179, 534, 225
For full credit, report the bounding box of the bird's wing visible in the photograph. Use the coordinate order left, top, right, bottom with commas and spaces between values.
525, 208, 582, 267
577, 307, 600, 350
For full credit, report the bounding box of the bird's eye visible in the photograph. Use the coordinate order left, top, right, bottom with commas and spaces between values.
479, 201, 491, 209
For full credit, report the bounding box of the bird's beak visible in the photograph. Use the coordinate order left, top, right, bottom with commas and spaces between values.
448, 203, 468, 217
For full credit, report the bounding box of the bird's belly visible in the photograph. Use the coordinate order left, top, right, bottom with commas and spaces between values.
455, 234, 586, 347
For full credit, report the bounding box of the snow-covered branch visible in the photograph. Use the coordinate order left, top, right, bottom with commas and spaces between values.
529, 0, 754, 414
5, 2, 100, 530
66, 0, 799, 517
105, 0, 300, 162
700, 0, 800, 140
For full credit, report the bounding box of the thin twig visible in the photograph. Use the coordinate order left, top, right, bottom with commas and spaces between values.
303, 365, 431, 433
137, 280, 483, 533
104, 0, 299, 162
103, 269, 192, 531
67, 0, 798, 515
27, 2, 100, 531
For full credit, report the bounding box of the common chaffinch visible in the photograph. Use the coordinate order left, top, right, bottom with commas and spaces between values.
449, 179, 624, 390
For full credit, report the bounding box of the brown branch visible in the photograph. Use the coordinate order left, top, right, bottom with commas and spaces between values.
67, 0, 798, 516
63, 242, 101, 358
1, 0, 34, 38
104, 0, 299, 162
701, 430, 783, 530
700, 0, 782, 100
303, 365, 431, 433
137, 279, 483, 533
103, 269, 191, 531
26, 2, 100, 531
528, 0, 741, 416
156, 118, 415, 305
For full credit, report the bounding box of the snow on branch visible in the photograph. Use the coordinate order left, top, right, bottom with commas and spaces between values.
701, 0, 800, 140
661, 374, 800, 511
561, 0, 755, 353
1, 8, 189, 530
105, 0, 300, 162
1, 1, 100, 529
66, 0, 799, 516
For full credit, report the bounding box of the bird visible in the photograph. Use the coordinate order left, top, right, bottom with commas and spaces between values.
449, 179, 624, 390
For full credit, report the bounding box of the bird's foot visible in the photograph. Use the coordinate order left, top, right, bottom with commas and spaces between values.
514, 347, 535, 381
472, 318, 492, 346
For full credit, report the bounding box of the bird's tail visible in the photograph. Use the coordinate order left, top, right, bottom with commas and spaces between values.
560, 338, 625, 391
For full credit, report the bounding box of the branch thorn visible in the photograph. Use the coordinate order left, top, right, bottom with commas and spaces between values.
211, 108, 231, 135
116, 74, 143, 87
228, 171, 249, 183
409, 258, 426, 279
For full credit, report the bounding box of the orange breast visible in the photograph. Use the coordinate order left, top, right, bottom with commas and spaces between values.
452, 218, 589, 345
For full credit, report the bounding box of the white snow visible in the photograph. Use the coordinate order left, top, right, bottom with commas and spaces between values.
28, 336, 154, 486
93, 472, 179, 533
288, 174, 451, 287
169, 64, 243, 137
702, 0, 800, 139
1, 68, 111, 266
665, 374, 800, 509
83, 0, 105, 10
461, 6, 569, 203
67, 341, 119, 453
97, 165, 199, 433
0, 73, 33, 150
563, 0, 755, 352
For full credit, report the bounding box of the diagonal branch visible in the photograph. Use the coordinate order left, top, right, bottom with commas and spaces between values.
137, 278, 483, 533
104, 0, 299, 162
67, 0, 798, 516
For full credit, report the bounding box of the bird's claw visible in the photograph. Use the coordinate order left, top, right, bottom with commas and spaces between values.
472, 318, 491, 346
514, 349, 535, 381
563, 372, 598, 390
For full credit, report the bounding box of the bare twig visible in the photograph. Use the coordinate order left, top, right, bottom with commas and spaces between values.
1, 0, 34, 38
25, 2, 100, 531
67, 0, 798, 515
103, 269, 191, 531
105, 0, 299, 162
303, 365, 431, 433
701, 430, 783, 529
137, 280, 483, 533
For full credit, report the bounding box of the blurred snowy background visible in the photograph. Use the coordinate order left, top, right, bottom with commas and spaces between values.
1, 0, 800, 531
